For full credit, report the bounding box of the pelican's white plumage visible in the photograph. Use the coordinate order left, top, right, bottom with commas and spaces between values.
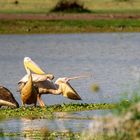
19, 73, 52, 83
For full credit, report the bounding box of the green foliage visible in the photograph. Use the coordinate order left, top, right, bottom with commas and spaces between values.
51, 0, 91, 13
0, 131, 80, 140
0, 19, 140, 34
0, 103, 115, 119
115, 92, 140, 115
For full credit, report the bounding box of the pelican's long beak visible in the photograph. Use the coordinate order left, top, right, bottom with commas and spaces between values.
67, 74, 91, 82
24, 57, 45, 74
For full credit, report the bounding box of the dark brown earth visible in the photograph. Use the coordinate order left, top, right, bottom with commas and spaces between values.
0, 13, 140, 20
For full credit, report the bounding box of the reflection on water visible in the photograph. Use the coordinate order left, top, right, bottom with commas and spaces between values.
0, 110, 111, 139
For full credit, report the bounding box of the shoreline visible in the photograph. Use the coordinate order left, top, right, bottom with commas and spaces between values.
0, 13, 140, 34
0, 13, 140, 20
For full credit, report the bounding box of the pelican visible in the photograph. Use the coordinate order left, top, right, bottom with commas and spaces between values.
38, 76, 88, 100
0, 86, 19, 108
19, 57, 88, 107
20, 67, 38, 107
18, 57, 55, 107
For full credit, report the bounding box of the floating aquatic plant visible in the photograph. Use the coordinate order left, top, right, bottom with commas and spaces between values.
0, 103, 115, 119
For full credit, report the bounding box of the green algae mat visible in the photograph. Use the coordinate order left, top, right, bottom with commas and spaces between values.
0, 103, 115, 119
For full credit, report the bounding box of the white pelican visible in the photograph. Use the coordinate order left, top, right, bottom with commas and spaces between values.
38, 76, 88, 100
19, 57, 88, 107
18, 57, 54, 107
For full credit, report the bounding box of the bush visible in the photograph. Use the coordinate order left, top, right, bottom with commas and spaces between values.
51, 0, 91, 13
13, 0, 19, 5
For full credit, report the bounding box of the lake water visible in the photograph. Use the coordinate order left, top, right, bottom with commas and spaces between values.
0, 33, 140, 105
0, 33, 140, 138
0, 110, 111, 139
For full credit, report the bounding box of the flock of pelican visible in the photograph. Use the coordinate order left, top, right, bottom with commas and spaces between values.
0, 57, 88, 108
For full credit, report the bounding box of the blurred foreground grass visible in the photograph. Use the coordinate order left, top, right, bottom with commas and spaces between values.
81, 91, 140, 140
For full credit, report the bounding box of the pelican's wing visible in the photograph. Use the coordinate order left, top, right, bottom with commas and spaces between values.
61, 82, 81, 100
19, 74, 51, 83
21, 71, 33, 104
0, 100, 17, 108
0, 86, 19, 108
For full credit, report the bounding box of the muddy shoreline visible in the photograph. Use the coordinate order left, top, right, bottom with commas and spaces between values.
0, 13, 140, 20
